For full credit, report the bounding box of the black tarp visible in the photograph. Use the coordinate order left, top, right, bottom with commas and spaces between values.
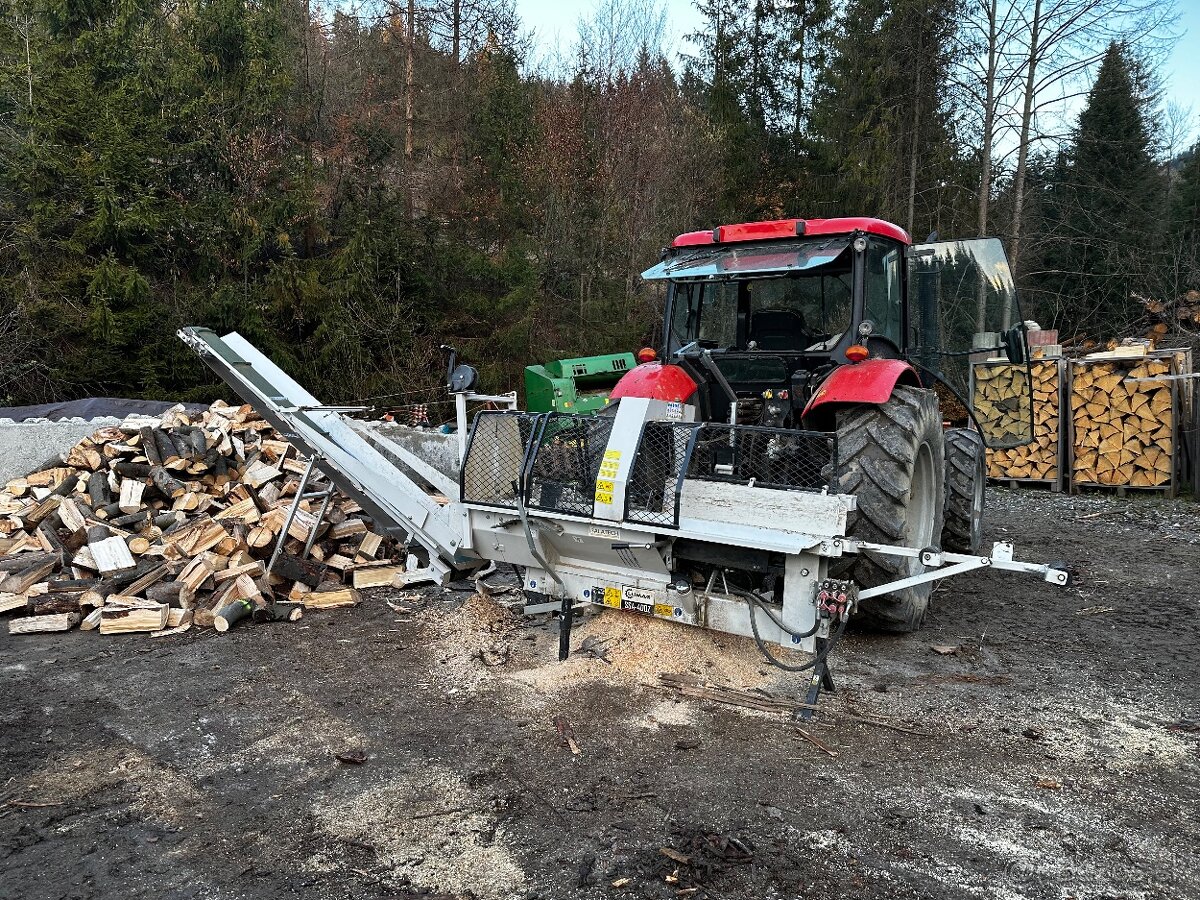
0, 398, 209, 422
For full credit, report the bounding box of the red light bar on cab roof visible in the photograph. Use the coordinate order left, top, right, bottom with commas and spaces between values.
672, 217, 911, 248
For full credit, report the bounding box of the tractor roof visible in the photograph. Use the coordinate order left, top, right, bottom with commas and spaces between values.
671, 217, 910, 249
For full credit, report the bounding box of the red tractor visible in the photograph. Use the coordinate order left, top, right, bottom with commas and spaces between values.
606, 217, 1032, 631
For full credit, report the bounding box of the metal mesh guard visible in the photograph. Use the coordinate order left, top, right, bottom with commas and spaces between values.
461, 411, 540, 508
625, 422, 701, 527
687, 425, 837, 493
526, 414, 616, 518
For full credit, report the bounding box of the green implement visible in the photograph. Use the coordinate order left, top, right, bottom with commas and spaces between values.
524, 353, 637, 414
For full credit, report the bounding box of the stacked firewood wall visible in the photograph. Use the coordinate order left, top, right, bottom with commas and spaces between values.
974, 361, 1063, 485
1069, 357, 1177, 490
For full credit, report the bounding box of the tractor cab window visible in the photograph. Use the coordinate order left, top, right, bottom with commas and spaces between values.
665, 268, 853, 354
864, 240, 903, 347
746, 275, 852, 351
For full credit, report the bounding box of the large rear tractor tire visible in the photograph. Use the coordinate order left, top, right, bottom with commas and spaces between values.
942, 428, 986, 554
829, 385, 946, 632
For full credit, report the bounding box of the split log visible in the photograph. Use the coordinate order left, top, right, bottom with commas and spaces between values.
0, 551, 60, 573
356, 532, 383, 561
99, 596, 169, 634
119, 478, 145, 515
271, 553, 329, 588
28, 594, 81, 616
150, 466, 187, 500
352, 564, 405, 589
88, 536, 136, 575
145, 581, 185, 607
303, 588, 361, 609
58, 498, 88, 534
0, 593, 26, 614
0, 558, 59, 594
9, 612, 81, 634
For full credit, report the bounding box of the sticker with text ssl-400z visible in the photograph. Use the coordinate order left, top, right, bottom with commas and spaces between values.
594, 450, 621, 506
594, 585, 674, 618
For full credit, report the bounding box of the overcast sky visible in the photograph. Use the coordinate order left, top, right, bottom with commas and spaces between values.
514, 0, 1200, 148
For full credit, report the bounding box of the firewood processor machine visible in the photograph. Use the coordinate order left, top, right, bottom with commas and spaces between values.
179, 216, 1070, 713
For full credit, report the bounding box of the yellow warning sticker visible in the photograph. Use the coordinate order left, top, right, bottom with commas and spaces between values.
599, 462, 619, 476
602, 587, 622, 608
654, 603, 674, 618
595, 479, 614, 493
603, 450, 622, 461
594, 490, 614, 505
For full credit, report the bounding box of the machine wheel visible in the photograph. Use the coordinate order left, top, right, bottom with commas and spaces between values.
942, 428, 986, 554
828, 385, 945, 632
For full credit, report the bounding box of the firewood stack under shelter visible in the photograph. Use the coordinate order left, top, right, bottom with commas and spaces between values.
1069, 355, 1182, 492
975, 360, 1064, 489
1, 401, 409, 637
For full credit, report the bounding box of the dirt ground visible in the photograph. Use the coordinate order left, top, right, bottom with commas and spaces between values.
2, 487, 1198, 900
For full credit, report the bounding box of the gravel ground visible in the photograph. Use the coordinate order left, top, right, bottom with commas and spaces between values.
1, 487, 1198, 900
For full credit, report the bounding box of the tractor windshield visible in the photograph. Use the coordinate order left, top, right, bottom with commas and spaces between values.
648, 239, 856, 355
667, 273, 854, 354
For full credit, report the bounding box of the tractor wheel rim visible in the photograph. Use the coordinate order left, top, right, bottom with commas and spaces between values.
909, 442, 936, 549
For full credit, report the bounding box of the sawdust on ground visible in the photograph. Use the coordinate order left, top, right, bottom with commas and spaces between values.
314, 762, 526, 897
421, 591, 816, 703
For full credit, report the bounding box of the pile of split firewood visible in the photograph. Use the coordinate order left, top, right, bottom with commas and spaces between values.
0, 401, 410, 637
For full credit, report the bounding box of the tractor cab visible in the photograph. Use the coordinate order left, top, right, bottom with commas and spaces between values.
636, 217, 1032, 448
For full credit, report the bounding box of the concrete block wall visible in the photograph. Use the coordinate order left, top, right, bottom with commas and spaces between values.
0, 418, 117, 484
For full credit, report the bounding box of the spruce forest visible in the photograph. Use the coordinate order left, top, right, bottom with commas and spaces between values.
0, 0, 1194, 409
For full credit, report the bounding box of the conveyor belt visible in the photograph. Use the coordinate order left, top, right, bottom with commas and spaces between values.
178, 327, 476, 582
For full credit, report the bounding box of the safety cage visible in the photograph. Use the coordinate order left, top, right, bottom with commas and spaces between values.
624, 423, 838, 528
461, 411, 838, 527
460, 411, 615, 518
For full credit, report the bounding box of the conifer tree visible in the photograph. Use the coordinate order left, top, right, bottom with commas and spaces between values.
1034, 42, 1165, 334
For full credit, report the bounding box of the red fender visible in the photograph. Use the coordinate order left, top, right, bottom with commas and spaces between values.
609, 362, 698, 403
802, 358, 922, 422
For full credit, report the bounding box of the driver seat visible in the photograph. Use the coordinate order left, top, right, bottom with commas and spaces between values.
750, 309, 809, 351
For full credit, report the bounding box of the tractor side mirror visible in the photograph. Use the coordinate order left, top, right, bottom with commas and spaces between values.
1002, 325, 1026, 364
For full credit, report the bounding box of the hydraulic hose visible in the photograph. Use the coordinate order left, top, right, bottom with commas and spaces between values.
727, 584, 821, 640
735, 585, 849, 673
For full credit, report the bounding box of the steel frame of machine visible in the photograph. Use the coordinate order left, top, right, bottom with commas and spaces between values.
180, 327, 1069, 685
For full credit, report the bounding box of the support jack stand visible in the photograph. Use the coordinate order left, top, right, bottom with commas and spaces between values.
558, 595, 574, 662
798, 636, 836, 722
